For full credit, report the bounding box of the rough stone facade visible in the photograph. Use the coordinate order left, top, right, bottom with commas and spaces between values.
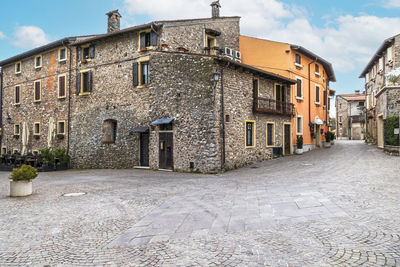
336, 97, 349, 138
336, 93, 365, 140
0, 14, 294, 173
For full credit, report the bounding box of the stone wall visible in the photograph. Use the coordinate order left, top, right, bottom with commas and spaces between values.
1, 47, 70, 154
161, 18, 240, 55
336, 97, 349, 137
221, 65, 291, 170
387, 87, 400, 117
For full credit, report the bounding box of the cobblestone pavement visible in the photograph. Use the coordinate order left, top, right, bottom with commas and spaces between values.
0, 140, 399, 266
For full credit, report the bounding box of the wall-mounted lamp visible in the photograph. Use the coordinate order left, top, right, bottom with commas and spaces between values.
212, 70, 221, 88
6, 113, 12, 124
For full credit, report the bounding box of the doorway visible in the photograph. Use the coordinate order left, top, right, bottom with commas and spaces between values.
283, 123, 291, 155
139, 132, 149, 167
377, 114, 384, 148
159, 132, 173, 170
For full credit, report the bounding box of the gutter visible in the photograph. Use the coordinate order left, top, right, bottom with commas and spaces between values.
220, 67, 225, 170
308, 59, 316, 130
0, 69, 3, 147
65, 42, 73, 156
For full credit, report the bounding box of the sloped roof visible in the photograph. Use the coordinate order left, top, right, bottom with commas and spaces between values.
338, 93, 366, 101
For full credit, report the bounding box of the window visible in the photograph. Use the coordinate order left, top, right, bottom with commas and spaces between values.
102, 119, 117, 144
139, 30, 158, 50
33, 122, 40, 135
57, 121, 65, 135
15, 62, 21, 74
315, 64, 320, 75
58, 75, 67, 98
387, 46, 393, 62
366, 73, 369, 83
266, 122, 275, 147
323, 90, 327, 106
160, 123, 173, 131
59, 47, 67, 62
34, 80, 41, 102
315, 85, 320, 104
296, 116, 303, 135
339, 116, 342, 123
77, 70, 93, 95
35, 55, 42, 68
133, 57, 150, 87
359, 101, 364, 106
205, 35, 217, 55
14, 124, 20, 136
295, 54, 301, 65
296, 78, 303, 99
1, 147, 6, 155
379, 57, 383, 71
77, 45, 95, 61
245, 121, 255, 148
14, 85, 21, 105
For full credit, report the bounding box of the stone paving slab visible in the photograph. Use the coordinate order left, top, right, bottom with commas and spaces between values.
1, 141, 400, 266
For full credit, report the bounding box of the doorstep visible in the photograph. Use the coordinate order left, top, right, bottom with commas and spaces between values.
134, 166, 150, 169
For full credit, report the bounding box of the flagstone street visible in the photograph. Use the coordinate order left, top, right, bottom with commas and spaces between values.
0, 140, 399, 266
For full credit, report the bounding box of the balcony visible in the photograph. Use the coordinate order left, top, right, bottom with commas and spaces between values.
253, 97, 295, 116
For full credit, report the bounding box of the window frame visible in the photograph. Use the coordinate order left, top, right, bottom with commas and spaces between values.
138, 29, 155, 51
15, 62, 22, 74
245, 120, 256, 148
33, 80, 41, 102
102, 119, 118, 144
205, 34, 217, 55
14, 124, 21, 136
34, 55, 42, 69
57, 120, 66, 135
58, 74, 67, 99
266, 122, 275, 148
296, 115, 303, 135
79, 69, 92, 95
378, 57, 383, 72
14, 85, 22, 105
135, 56, 150, 88
315, 64, 320, 76
58, 47, 67, 62
33, 122, 41, 136
315, 84, 320, 105
295, 77, 303, 100
387, 46, 393, 62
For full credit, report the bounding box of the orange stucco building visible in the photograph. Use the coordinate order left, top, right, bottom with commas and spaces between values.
240, 36, 336, 151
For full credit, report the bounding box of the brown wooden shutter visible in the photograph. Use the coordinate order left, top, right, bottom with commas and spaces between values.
140, 32, 146, 49
35, 81, 40, 101
76, 72, 81, 95
59, 76, 66, 97
133, 62, 139, 86
89, 45, 95, 58
297, 80, 302, 97
150, 32, 158, 47
323, 90, 327, 106
77, 47, 82, 62
88, 71, 93, 92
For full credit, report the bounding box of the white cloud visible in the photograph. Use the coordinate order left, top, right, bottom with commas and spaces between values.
0, 31, 5, 39
12, 26, 50, 49
385, 0, 400, 8
122, 0, 400, 74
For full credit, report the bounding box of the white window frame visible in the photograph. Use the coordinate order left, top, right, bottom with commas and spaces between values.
296, 115, 303, 135
295, 77, 303, 100
15, 61, 22, 74
58, 47, 67, 62
34, 55, 42, 69
57, 121, 66, 135
315, 85, 321, 105
14, 124, 21, 136
387, 46, 393, 62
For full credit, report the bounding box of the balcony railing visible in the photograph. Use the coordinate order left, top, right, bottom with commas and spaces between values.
253, 97, 295, 116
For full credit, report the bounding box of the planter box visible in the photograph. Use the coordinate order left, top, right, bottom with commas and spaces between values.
10, 180, 32, 197
56, 164, 68, 171
295, 148, 303, 155
323, 142, 331, 148
384, 145, 400, 155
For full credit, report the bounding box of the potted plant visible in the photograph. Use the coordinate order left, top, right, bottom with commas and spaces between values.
9, 164, 38, 197
330, 131, 335, 145
54, 148, 69, 170
296, 135, 303, 154
324, 131, 332, 148
40, 148, 55, 172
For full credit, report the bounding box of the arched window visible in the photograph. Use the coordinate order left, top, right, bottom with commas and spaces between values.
102, 119, 117, 144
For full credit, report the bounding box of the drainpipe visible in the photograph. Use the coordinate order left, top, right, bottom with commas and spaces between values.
0, 68, 3, 148
65, 42, 73, 155
308, 59, 316, 133
220, 66, 226, 171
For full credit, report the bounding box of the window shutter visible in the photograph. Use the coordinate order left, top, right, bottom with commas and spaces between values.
150, 32, 158, 47
76, 72, 81, 95
77, 47, 82, 62
89, 45, 95, 59
133, 62, 139, 87
140, 32, 146, 49
88, 71, 93, 92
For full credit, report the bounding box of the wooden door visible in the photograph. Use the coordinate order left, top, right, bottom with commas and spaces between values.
140, 133, 149, 166
284, 124, 291, 155
159, 132, 173, 169
275, 84, 282, 111
377, 116, 384, 148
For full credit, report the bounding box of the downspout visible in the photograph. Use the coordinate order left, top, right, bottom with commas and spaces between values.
220, 66, 226, 171
0, 69, 3, 148
308, 59, 316, 132
65, 42, 73, 156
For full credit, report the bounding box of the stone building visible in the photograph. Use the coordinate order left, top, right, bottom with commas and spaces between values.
359, 33, 400, 147
0, 4, 295, 173
336, 91, 366, 140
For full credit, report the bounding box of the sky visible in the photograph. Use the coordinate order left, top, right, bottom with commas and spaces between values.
1, 0, 400, 117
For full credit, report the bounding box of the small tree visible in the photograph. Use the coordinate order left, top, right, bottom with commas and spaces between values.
296, 135, 303, 149
54, 148, 70, 165
388, 74, 400, 86
385, 116, 399, 146
325, 131, 331, 142
40, 148, 55, 166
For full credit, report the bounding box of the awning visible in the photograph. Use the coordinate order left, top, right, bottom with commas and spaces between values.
129, 126, 149, 134
312, 117, 323, 125
151, 118, 174, 125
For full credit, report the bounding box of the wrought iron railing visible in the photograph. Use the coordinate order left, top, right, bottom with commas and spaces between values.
253, 97, 295, 116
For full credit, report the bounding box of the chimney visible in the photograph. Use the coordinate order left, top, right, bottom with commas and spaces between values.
355, 90, 360, 94
211, 1, 221, 18
106, 10, 122, 33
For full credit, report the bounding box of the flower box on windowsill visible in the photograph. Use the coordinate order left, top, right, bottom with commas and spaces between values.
56, 134, 65, 139
34, 135, 40, 139
13, 135, 20, 139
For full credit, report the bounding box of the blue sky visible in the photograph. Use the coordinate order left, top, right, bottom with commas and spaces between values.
1, 0, 400, 109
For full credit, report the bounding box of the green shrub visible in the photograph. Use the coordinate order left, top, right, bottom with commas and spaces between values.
325, 132, 331, 142
385, 116, 399, 146
40, 148, 55, 166
54, 148, 70, 165
296, 135, 303, 149
10, 164, 38, 181
388, 74, 400, 86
